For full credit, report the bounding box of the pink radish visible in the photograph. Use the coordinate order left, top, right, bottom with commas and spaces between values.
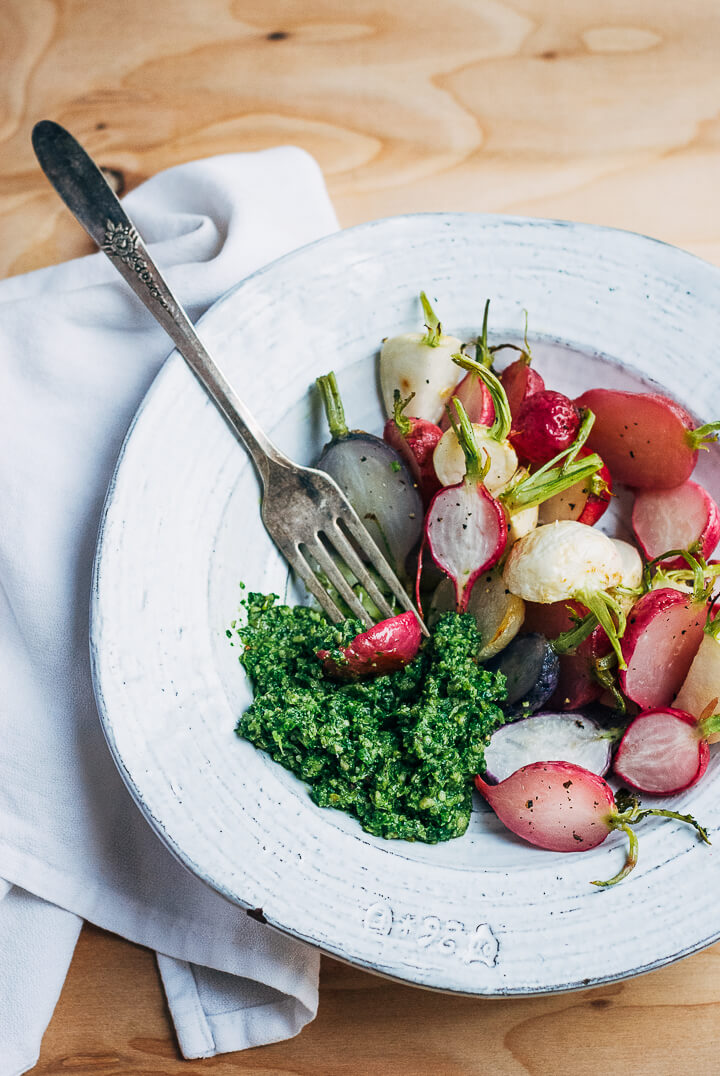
510, 390, 581, 465
632, 480, 720, 567
537, 449, 612, 527
613, 707, 712, 794
425, 399, 508, 611
475, 761, 709, 886
500, 355, 545, 421
383, 390, 442, 506
317, 612, 422, 680
620, 588, 706, 708
574, 388, 720, 489
439, 370, 495, 430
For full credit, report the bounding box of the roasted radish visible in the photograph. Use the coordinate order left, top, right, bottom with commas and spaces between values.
523, 598, 612, 710
537, 449, 612, 527
674, 608, 720, 721
510, 390, 581, 465
632, 480, 720, 567
484, 634, 559, 718
316, 372, 424, 574
425, 400, 508, 611
620, 588, 706, 708
613, 707, 713, 794
484, 712, 612, 783
433, 357, 517, 492
439, 300, 495, 430
429, 571, 525, 661
475, 762, 709, 885
380, 292, 463, 423
318, 612, 422, 680
503, 521, 626, 665
383, 390, 442, 506
574, 388, 720, 489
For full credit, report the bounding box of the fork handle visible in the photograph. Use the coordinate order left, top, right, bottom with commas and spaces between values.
32, 120, 287, 487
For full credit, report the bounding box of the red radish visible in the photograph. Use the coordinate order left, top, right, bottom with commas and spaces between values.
501, 356, 545, 420
632, 480, 720, 567
440, 300, 495, 430
383, 390, 442, 506
318, 612, 422, 680
475, 761, 709, 886
574, 388, 720, 490
620, 588, 706, 708
537, 449, 612, 527
510, 390, 581, 465
613, 707, 710, 794
425, 399, 508, 611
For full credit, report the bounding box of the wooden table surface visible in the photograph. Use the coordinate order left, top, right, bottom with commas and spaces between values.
4, 1, 720, 1072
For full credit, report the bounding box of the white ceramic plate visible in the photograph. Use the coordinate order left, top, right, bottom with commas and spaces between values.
91, 213, 720, 994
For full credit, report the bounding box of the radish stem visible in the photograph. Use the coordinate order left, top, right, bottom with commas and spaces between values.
593, 822, 638, 887
420, 291, 442, 347
575, 588, 627, 669
448, 398, 490, 483
392, 388, 414, 438
687, 420, 720, 450
316, 372, 349, 440
451, 353, 512, 442
593, 799, 709, 887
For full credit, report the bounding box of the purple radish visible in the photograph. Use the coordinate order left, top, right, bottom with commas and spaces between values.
632, 480, 720, 567
316, 372, 423, 574
318, 612, 422, 680
612, 707, 713, 795
574, 388, 720, 489
475, 761, 709, 886
620, 588, 706, 708
484, 634, 559, 718
483, 712, 612, 783
425, 399, 508, 611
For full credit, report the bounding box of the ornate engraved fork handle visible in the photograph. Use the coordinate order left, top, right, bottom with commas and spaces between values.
31, 120, 287, 486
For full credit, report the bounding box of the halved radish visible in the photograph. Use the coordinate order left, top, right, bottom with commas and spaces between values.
537, 449, 612, 526
429, 572, 525, 661
620, 588, 706, 708
433, 424, 518, 492
674, 613, 720, 722
613, 707, 708, 794
475, 761, 709, 885
574, 388, 720, 489
425, 401, 508, 610
484, 634, 559, 717
439, 375, 494, 430
632, 480, 720, 567
484, 712, 612, 783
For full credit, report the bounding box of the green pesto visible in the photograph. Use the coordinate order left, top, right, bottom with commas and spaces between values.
234, 593, 506, 843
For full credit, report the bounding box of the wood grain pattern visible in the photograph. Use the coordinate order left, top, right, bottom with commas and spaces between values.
4, 0, 720, 1070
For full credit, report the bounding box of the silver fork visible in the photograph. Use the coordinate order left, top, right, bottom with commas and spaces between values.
32, 120, 426, 632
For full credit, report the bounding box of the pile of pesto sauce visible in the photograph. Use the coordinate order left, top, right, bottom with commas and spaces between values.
233, 593, 506, 843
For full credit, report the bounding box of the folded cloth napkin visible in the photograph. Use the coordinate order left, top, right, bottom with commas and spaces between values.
0, 147, 340, 1074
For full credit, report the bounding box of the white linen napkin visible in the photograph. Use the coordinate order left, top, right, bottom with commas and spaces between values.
0, 147, 340, 1073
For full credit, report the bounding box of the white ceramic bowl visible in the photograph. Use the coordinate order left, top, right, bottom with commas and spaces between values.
91, 213, 720, 994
